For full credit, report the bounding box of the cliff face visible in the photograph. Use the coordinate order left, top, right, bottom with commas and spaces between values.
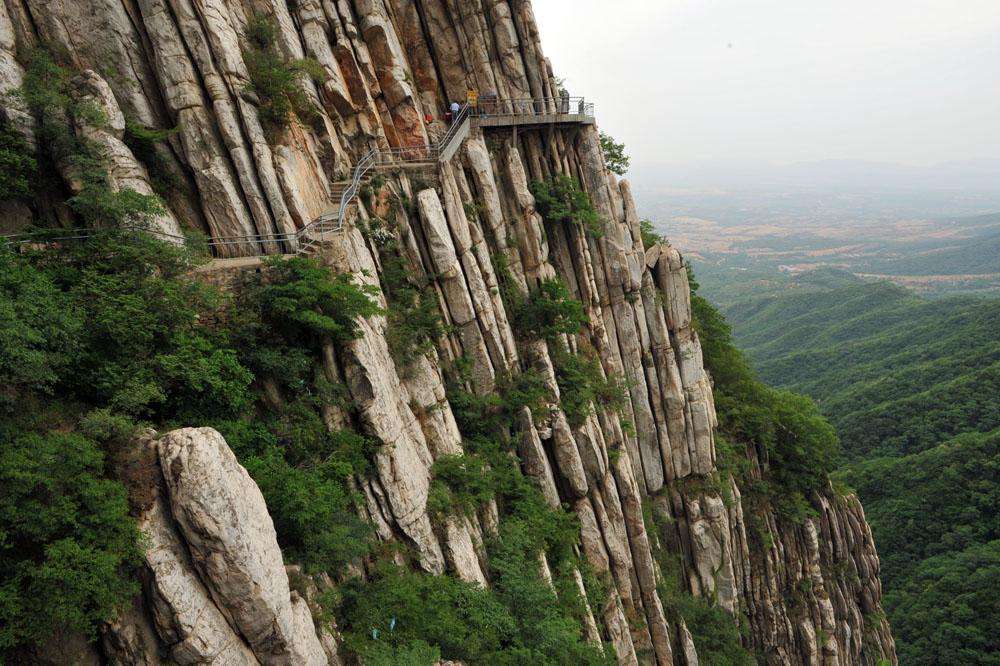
0, 0, 896, 664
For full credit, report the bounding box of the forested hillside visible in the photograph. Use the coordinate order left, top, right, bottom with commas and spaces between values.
727, 282, 1000, 459
723, 280, 1000, 664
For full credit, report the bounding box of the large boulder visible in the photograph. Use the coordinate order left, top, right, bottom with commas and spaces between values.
158, 427, 327, 665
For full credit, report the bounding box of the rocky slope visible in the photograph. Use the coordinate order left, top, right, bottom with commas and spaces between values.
0, 0, 896, 663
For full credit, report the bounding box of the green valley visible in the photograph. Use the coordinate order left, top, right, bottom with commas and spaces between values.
719, 277, 1000, 664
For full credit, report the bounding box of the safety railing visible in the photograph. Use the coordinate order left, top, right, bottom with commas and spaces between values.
437, 102, 472, 152
471, 96, 594, 119
1, 225, 299, 255
313, 148, 377, 238
1, 110, 443, 258
373, 144, 436, 164
3, 96, 598, 258
3, 143, 399, 258
368, 102, 472, 166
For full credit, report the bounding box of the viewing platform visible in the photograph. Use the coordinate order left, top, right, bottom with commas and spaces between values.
470, 96, 595, 129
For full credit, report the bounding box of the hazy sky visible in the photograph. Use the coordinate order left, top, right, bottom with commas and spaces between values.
532, 0, 1000, 170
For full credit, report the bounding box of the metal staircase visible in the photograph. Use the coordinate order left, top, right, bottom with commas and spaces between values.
295, 102, 473, 250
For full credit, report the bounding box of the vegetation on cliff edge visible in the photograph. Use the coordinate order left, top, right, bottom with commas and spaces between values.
689, 269, 839, 519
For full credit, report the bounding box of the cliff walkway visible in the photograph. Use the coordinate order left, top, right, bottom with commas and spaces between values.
472, 96, 595, 128
2, 97, 594, 265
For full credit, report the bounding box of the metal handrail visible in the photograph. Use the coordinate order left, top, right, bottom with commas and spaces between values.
1, 226, 298, 250
2, 141, 384, 257
3, 97, 596, 258
310, 147, 377, 241
298, 102, 473, 248
370, 103, 472, 165
438, 102, 472, 149
471, 96, 594, 118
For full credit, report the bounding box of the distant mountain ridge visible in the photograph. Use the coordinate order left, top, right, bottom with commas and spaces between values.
632, 157, 1000, 194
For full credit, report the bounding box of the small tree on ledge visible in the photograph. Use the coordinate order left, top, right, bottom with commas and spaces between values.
599, 131, 630, 176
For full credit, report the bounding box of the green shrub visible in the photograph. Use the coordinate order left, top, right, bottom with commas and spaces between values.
639, 219, 665, 249
427, 453, 495, 518
448, 363, 550, 442
1, 234, 388, 658
338, 482, 608, 664
530, 175, 604, 237
338, 563, 517, 662
511, 278, 588, 342
250, 256, 379, 343
123, 119, 181, 195
243, 447, 370, 572
0, 121, 37, 201
219, 257, 385, 571
552, 342, 628, 428
758, 389, 838, 508
9, 231, 249, 421
492, 269, 626, 431
689, 268, 838, 516
359, 640, 441, 666
244, 14, 324, 133
335, 319, 612, 663
0, 431, 141, 651
68, 185, 164, 228
17, 48, 164, 228
674, 595, 753, 666
484, 517, 610, 666
379, 249, 445, 367
599, 132, 630, 176
17, 49, 77, 157
0, 249, 80, 404
231, 256, 380, 393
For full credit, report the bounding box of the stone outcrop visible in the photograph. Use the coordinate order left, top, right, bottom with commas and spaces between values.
101, 428, 330, 666
2, 0, 896, 664
158, 428, 328, 665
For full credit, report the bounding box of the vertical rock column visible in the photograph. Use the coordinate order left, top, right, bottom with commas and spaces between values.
158, 428, 329, 665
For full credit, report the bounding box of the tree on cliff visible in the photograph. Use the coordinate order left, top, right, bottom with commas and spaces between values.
599, 131, 630, 175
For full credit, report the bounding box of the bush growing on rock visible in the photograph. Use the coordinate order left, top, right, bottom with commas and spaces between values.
0, 121, 37, 201
639, 219, 665, 249
242, 446, 371, 572
380, 246, 446, 367
427, 453, 495, 518
689, 267, 838, 517
339, 444, 610, 665
122, 119, 181, 195
511, 277, 588, 342
17, 49, 164, 229
243, 14, 325, 134
599, 131, 630, 176
552, 342, 628, 429
0, 431, 141, 652
530, 175, 605, 238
